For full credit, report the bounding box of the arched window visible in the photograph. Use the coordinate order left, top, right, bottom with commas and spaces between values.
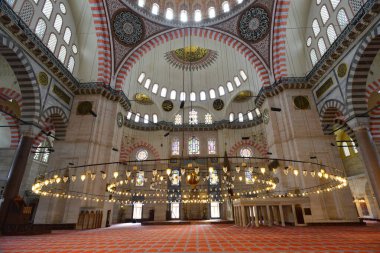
63, 27, 72, 44
320, 5, 330, 24
138, 73, 145, 83
5, 0, 15, 6
160, 87, 167, 97
352, 141, 358, 153
189, 110, 198, 125
153, 114, 158, 123
218, 86, 225, 96
240, 70, 248, 81
310, 49, 318, 66
174, 114, 182, 125
127, 112, 132, 119
47, 33, 57, 52
312, 19, 320, 37
330, 0, 340, 10
170, 90, 176, 100
19, 1, 34, 25
188, 137, 200, 155
33, 140, 52, 163
200, 91, 206, 101
67, 56, 75, 73
172, 138, 180, 156
151, 3, 159, 15
234, 76, 241, 87
180, 92, 186, 101
144, 79, 151, 89
58, 45, 67, 63
59, 3, 67, 14
318, 38, 327, 56
247, 111, 253, 120
138, 0, 145, 7
240, 147, 253, 158
337, 9, 349, 31
208, 7, 216, 18
238, 113, 244, 122
194, 9, 202, 22
144, 114, 149, 124
209, 89, 216, 99
35, 18, 47, 39
306, 37, 312, 47
342, 142, 350, 157
227, 82, 234, 92
171, 170, 180, 186
208, 139, 216, 154
327, 24, 337, 44
42, 0, 53, 19
152, 84, 159, 94
166, 8, 174, 20
134, 113, 140, 122
180, 10, 188, 22
205, 113, 213, 124
229, 113, 234, 122
54, 14, 63, 32
222, 1, 230, 12
190, 92, 196, 102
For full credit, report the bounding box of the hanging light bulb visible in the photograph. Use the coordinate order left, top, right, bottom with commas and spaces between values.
188, 163, 193, 168
55, 177, 61, 183
160, 176, 164, 181
133, 166, 138, 171
101, 171, 107, 180
310, 171, 316, 177
235, 166, 240, 173
80, 173, 86, 181
293, 169, 299, 176
260, 167, 266, 174
166, 168, 172, 176
63, 176, 69, 183
113, 171, 119, 179
208, 167, 214, 173
194, 167, 200, 174
248, 167, 253, 173
241, 162, 247, 168
231, 176, 235, 181
144, 177, 148, 182
126, 171, 131, 177
152, 169, 158, 176
181, 168, 186, 175
91, 173, 96, 180
303, 170, 307, 176
71, 175, 76, 182
283, 167, 289, 175
239, 176, 243, 181
273, 168, 277, 174
206, 176, 210, 180
223, 176, 227, 180
317, 171, 323, 178
323, 173, 329, 179
320, 168, 325, 174
223, 166, 228, 173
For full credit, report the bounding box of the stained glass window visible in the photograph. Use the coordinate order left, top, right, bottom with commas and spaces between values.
189, 110, 198, 125
208, 139, 216, 155
337, 9, 349, 31
188, 137, 200, 155
172, 138, 180, 156
245, 169, 254, 184
136, 171, 145, 186
171, 170, 180, 186
240, 147, 253, 158
136, 149, 148, 161
327, 24, 337, 44
209, 170, 218, 185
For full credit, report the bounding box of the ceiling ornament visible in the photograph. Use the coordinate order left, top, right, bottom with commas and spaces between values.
134, 93, 154, 105
162, 100, 174, 112
238, 7, 270, 42
233, 91, 253, 102
164, 46, 218, 71
112, 10, 144, 46
213, 99, 224, 111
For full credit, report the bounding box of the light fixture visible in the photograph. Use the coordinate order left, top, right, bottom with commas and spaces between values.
303, 170, 307, 176
310, 171, 316, 177
260, 167, 266, 174
248, 167, 253, 173
293, 169, 299, 176
208, 167, 214, 173
181, 168, 186, 175
80, 174, 86, 181
63, 176, 69, 183
318, 171, 323, 178
152, 169, 158, 176
223, 166, 228, 173
91, 173, 96, 180
194, 167, 200, 174
273, 168, 277, 174
284, 167, 289, 175
71, 175, 76, 182
126, 171, 131, 177
55, 177, 61, 183
113, 171, 119, 179
231, 176, 235, 181
166, 168, 172, 176
101, 171, 107, 180
235, 166, 240, 173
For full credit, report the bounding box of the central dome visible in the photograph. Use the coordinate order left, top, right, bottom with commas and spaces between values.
123, 0, 251, 27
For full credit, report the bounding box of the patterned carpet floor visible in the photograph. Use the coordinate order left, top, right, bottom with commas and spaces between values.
1, 223, 380, 253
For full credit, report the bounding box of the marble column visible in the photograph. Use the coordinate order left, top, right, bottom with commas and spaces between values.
292, 204, 298, 226
354, 126, 380, 208
254, 206, 259, 227
266, 205, 272, 227
0, 134, 35, 229
241, 206, 247, 227
279, 205, 285, 227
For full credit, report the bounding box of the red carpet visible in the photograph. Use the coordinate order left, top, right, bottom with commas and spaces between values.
1, 224, 380, 252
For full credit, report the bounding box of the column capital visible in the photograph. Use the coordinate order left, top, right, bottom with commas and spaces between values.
347, 117, 370, 132
19, 125, 41, 138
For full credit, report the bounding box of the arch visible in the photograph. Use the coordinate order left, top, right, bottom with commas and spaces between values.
77, 211, 85, 229
0, 33, 40, 125
347, 23, 380, 118
0, 87, 23, 108
0, 109, 20, 149
88, 0, 112, 84
228, 140, 268, 158
366, 79, 380, 142
319, 99, 346, 134
116, 28, 271, 90
83, 211, 90, 230
272, 0, 291, 80
120, 140, 160, 162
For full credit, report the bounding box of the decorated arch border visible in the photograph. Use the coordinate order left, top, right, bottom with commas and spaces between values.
347, 23, 380, 118
228, 140, 268, 158
120, 141, 160, 162
366, 79, 380, 142
0, 88, 23, 108
0, 106, 20, 148
272, 0, 290, 80
89, 0, 112, 84
0, 33, 40, 124
115, 28, 271, 90
32, 106, 69, 149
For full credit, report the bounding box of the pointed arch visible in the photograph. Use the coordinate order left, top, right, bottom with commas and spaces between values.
120, 140, 160, 162
228, 140, 268, 158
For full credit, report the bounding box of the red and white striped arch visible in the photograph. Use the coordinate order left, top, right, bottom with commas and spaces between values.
272, 0, 290, 80
0, 87, 23, 108
89, 0, 112, 85
115, 28, 271, 91
228, 140, 268, 158
366, 79, 380, 142
120, 141, 160, 162
0, 105, 20, 149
